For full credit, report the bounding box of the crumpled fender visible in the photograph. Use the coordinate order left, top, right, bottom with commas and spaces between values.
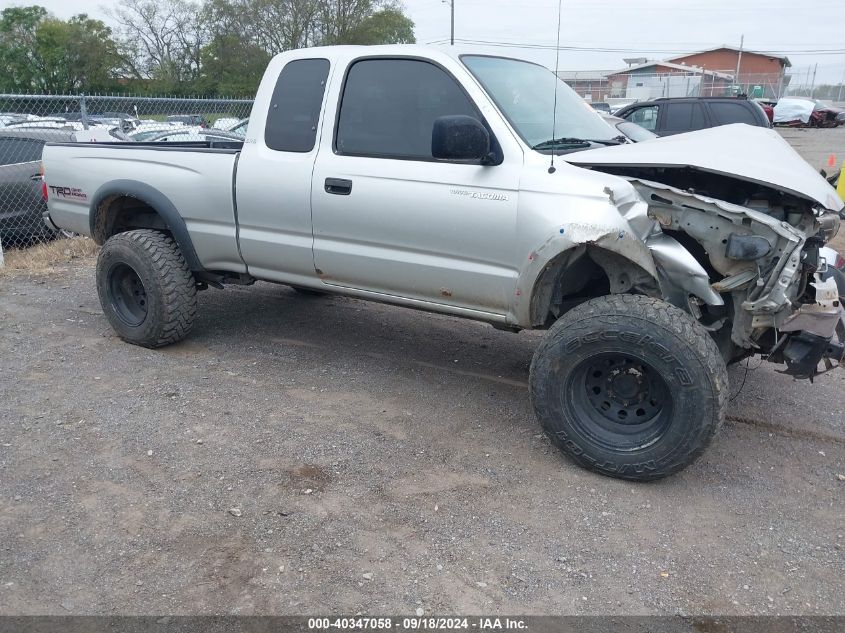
512, 223, 659, 326
647, 233, 724, 308
511, 186, 723, 327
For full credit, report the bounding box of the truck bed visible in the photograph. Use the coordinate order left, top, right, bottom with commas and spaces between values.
43, 141, 246, 272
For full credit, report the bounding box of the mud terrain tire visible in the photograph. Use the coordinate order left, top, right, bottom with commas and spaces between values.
96, 230, 197, 348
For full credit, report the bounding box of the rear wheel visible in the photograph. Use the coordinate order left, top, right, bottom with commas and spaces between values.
96, 229, 197, 348
529, 294, 728, 481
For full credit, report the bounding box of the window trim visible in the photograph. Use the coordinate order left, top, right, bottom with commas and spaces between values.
332, 55, 501, 165
264, 56, 331, 154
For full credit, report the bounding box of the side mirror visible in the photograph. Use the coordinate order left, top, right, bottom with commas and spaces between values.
432, 115, 491, 162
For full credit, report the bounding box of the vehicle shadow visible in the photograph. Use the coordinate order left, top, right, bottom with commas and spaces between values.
185, 281, 845, 443
192, 282, 540, 389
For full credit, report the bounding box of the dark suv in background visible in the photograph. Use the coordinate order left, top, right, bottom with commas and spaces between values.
0, 128, 76, 245
614, 97, 771, 136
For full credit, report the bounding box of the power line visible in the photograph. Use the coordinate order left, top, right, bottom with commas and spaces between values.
426, 37, 845, 56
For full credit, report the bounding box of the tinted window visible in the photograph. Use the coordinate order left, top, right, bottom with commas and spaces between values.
336, 59, 479, 159
709, 101, 759, 126
691, 103, 707, 129
265, 58, 330, 152
0, 137, 45, 165
664, 102, 707, 132
625, 105, 659, 131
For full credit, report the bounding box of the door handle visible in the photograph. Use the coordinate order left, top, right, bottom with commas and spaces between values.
325, 178, 352, 195
30, 174, 43, 181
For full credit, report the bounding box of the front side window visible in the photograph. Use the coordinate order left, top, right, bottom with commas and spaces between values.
265, 58, 330, 152
462, 55, 619, 148
335, 58, 480, 160
626, 105, 660, 131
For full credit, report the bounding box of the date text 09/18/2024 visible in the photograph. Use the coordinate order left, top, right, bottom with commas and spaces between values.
307, 617, 528, 630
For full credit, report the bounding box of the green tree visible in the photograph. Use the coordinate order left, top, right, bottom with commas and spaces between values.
343, 6, 415, 45
0, 5, 47, 92
199, 34, 271, 96
31, 15, 122, 92
0, 7, 121, 93
198, 0, 414, 96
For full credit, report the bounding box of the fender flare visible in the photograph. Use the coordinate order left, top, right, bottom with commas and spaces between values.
89, 179, 203, 271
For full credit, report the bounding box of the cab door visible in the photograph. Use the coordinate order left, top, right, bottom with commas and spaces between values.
235, 57, 331, 284
310, 57, 521, 315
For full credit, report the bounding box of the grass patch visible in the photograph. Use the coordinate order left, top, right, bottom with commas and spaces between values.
0, 237, 98, 275
143, 112, 242, 124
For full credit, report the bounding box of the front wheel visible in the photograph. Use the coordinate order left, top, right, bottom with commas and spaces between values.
96, 229, 197, 348
529, 294, 728, 481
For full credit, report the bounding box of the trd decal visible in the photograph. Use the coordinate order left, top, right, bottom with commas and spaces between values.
48, 186, 88, 202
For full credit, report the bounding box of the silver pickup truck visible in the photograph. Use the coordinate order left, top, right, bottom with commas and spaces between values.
43, 45, 845, 481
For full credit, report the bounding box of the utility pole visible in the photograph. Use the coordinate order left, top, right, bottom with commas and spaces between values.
837, 69, 845, 103
810, 63, 818, 98
443, 0, 454, 45
734, 34, 744, 94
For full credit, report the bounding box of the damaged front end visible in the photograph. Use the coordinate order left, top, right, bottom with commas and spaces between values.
632, 179, 845, 379
567, 125, 845, 379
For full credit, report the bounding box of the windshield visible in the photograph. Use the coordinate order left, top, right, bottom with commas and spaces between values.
462, 55, 619, 149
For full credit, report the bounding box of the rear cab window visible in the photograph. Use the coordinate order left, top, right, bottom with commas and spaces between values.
334, 58, 481, 160
264, 58, 330, 152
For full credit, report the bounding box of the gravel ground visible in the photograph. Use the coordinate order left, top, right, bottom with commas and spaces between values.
0, 128, 843, 617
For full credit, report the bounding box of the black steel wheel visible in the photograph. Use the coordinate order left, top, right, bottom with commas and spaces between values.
107, 263, 148, 327
570, 353, 672, 452
530, 294, 728, 481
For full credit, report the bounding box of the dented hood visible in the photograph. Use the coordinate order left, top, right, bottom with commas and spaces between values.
566, 123, 844, 212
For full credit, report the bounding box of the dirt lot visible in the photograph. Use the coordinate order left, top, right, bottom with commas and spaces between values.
1, 129, 844, 616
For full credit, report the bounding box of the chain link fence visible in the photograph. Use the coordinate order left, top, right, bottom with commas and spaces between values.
0, 94, 253, 262
558, 70, 801, 103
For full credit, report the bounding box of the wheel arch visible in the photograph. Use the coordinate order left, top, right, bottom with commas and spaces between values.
524, 243, 661, 328
89, 180, 202, 271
